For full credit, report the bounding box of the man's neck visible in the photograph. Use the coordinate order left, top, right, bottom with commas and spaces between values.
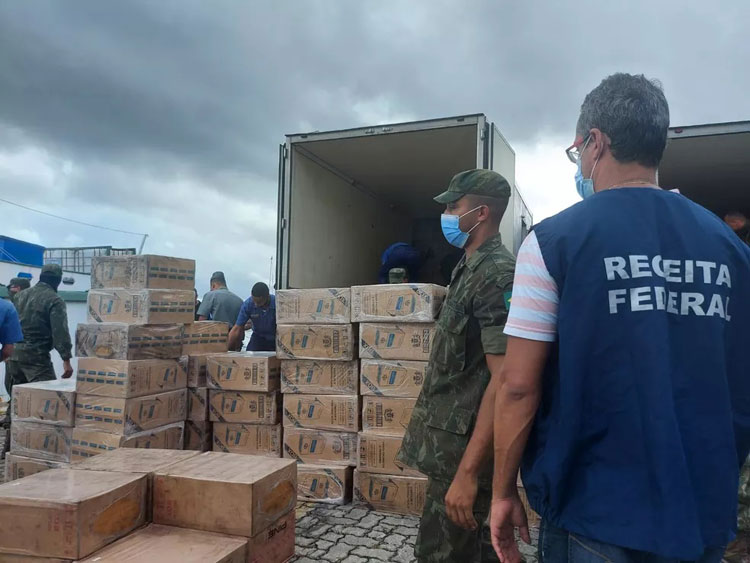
464, 225, 500, 258
595, 161, 658, 192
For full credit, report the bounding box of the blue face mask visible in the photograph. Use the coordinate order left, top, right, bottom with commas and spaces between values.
440, 206, 483, 248
574, 137, 599, 200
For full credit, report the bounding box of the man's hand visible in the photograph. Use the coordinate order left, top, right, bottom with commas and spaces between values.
61, 359, 73, 379
490, 495, 530, 563
445, 471, 479, 530
1, 344, 13, 362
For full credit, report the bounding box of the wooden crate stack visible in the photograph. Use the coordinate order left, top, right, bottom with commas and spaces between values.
71, 254, 196, 461
0, 448, 297, 562
276, 288, 359, 506
352, 283, 445, 516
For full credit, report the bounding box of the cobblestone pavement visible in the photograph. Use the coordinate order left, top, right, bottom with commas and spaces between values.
291, 501, 539, 563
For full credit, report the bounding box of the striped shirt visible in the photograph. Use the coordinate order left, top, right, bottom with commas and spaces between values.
503, 231, 559, 342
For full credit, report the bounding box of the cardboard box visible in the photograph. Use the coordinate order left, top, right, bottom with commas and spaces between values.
246, 511, 295, 563
280, 360, 358, 395
183, 353, 218, 387
76, 323, 183, 360
353, 470, 428, 516
70, 423, 185, 462
0, 554, 69, 562
208, 391, 280, 425
77, 524, 247, 563
213, 423, 282, 458
87, 289, 195, 324
283, 394, 360, 432
186, 387, 209, 421
91, 254, 196, 290
182, 321, 230, 354
362, 397, 417, 436
184, 421, 212, 452
10, 422, 73, 462
4, 454, 69, 483
358, 432, 425, 476
352, 284, 446, 323
72, 448, 201, 520
283, 428, 358, 466
276, 324, 355, 361
11, 379, 76, 426
276, 288, 351, 324
74, 389, 187, 435
0, 468, 146, 559
76, 358, 186, 399
153, 452, 297, 537
359, 323, 436, 361
360, 359, 427, 397
297, 465, 353, 505
207, 352, 280, 392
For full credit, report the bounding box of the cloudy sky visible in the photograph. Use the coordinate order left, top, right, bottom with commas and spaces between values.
1, 1, 748, 296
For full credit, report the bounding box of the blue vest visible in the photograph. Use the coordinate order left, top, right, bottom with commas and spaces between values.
524, 188, 750, 558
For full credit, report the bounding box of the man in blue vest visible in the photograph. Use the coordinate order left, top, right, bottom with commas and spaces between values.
489, 73, 750, 562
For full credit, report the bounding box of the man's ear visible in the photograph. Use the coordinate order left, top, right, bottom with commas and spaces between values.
589, 128, 609, 160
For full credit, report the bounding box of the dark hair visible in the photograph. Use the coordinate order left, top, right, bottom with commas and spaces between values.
725, 211, 747, 220
577, 73, 670, 167
252, 282, 270, 298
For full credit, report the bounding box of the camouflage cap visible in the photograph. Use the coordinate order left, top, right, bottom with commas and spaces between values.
41, 264, 63, 277
9, 277, 31, 289
434, 169, 511, 204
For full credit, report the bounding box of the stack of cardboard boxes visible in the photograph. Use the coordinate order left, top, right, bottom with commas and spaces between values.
277, 288, 359, 505
207, 351, 283, 457
352, 283, 445, 516
5, 379, 77, 480
183, 321, 231, 451
71, 254, 195, 460
0, 448, 297, 562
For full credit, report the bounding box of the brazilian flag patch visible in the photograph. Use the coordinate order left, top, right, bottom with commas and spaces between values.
503, 291, 513, 311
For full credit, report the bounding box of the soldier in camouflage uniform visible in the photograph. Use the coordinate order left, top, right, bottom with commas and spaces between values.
3, 264, 73, 455
397, 169, 516, 563
7, 277, 31, 306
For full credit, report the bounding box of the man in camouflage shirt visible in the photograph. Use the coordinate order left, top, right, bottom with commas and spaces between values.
397, 169, 516, 562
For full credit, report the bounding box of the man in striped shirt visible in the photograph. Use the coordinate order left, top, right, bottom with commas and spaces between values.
489, 73, 750, 562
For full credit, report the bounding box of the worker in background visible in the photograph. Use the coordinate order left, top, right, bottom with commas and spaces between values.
229, 282, 276, 352
396, 169, 516, 563
379, 242, 423, 283
0, 297, 23, 459
490, 73, 750, 562
197, 271, 243, 326
193, 288, 201, 321
725, 211, 750, 246
4, 264, 73, 456
7, 277, 31, 305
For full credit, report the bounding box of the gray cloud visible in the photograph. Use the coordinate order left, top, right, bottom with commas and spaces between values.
1, 0, 748, 293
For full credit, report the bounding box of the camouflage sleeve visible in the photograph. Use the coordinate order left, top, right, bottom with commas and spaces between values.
473, 272, 514, 355
49, 298, 73, 361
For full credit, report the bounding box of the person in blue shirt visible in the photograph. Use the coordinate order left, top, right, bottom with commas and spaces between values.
1, 297, 24, 457
0, 298, 23, 365
489, 73, 750, 562
229, 282, 276, 352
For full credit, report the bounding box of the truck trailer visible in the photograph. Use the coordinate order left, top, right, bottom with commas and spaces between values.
275, 114, 532, 290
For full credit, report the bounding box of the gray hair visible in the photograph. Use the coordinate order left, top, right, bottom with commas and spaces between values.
576, 73, 670, 168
